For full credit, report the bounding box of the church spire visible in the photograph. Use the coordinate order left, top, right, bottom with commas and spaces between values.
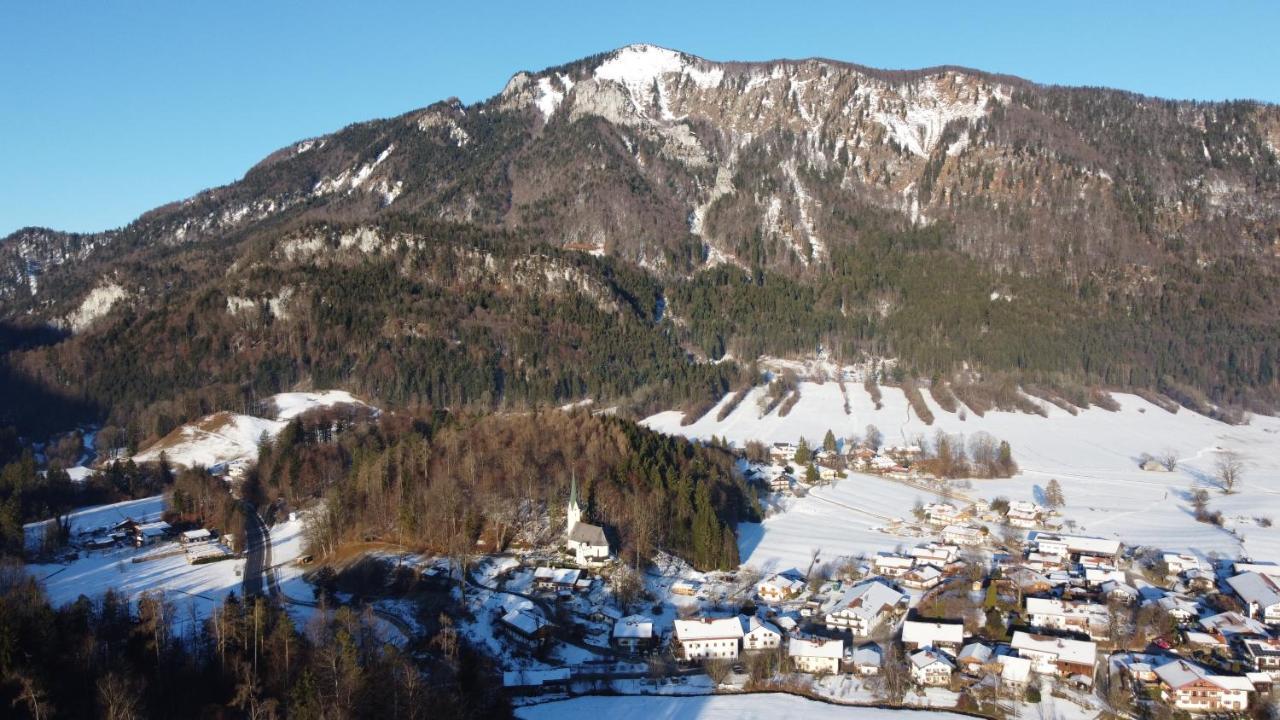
569, 470, 578, 508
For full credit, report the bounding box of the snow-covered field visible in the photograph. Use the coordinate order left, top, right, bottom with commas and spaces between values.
134, 390, 365, 470
645, 380, 1280, 568
517, 694, 969, 720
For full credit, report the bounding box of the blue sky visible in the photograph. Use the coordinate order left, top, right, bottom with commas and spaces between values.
2, 1, 1278, 237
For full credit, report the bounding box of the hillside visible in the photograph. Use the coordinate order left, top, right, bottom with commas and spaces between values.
3, 44, 1280, 441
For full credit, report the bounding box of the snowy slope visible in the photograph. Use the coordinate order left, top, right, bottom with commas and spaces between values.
133, 389, 366, 470
517, 695, 969, 720
645, 381, 1280, 567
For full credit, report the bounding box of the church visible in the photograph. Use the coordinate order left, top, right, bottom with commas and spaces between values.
565, 475, 611, 567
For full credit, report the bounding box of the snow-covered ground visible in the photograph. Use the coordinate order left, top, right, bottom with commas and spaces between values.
134, 389, 366, 471
517, 694, 970, 720
23, 494, 166, 549
645, 380, 1280, 567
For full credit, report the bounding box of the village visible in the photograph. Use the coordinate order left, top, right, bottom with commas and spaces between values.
478, 438, 1280, 717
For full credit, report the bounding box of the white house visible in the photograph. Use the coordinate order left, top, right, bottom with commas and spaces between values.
741, 616, 782, 651
565, 476, 611, 567
872, 553, 915, 578
757, 571, 807, 603
1199, 611, 1270, 637
942, 525, 983, 546
1024, 597, 1110, 640
998, 655, 1032, 690
612, 615, 654, 653
910, 543, 960, 566
1031, 533, 1121, 562
851, 643, 882, 675
1226, 572, 1280, 625
1155, 659, 1254, 713
674, 617, 743, 661
900, 564, 943, 590
956, 642, 993, 674
1164, 553, 1203, 576
823, 580, 908, 636
1010, 631, 1097, 683
788, 635, 843, 675
910, 648, 954, 686
923, 502, 960, 525
901, 619, 964, 653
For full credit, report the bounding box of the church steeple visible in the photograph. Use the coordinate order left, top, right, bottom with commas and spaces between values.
566, 471, 583, 533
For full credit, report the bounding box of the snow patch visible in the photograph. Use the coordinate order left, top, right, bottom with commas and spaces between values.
65, 281, 127, 332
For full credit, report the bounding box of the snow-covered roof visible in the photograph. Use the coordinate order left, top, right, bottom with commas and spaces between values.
613, 615, 654, 640
958, 642, 993, 664
674, 616, 744, 641
181, 528, 211, 541
758, 571, 807, 596
741, 615, 780, 637
137, 521, 170, 537
1010, 631, 1096, 666
825, 580, 907, 621
851, 643, 882, 666
942, 524, 980, 538
1032, 532, 1120, 557
502, 607, 548, 637
568, 521, 608, 547
534, 566, 583, 585
910, 648, 954, 670
1200, 611, 1270, 636
902, 619, 964, 646
1155, 659, 1254, 692
1227, 572, 1280, 609
788, 635, 843, 659
873, 554, 915, 569
998, 655, 1031, 682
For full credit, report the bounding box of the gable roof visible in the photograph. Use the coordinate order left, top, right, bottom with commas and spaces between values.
788, 635, 843, 659
826, 580, 907, 621
910, 648, 954, 669
902, 619, 964, 646
674, 616, 744, 641
568, 521, 608, 546
613, 615, 654, 639
1155, 659, 1254, 692
1227, 572, 1280, 609
1010, 631, 1097, 666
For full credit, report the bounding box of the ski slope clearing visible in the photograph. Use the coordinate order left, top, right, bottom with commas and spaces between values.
645, 381, 1280, 565
134, 389, 366, 471
517, 694, 970, 720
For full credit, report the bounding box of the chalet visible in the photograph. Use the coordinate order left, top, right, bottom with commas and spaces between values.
788, 635, 843, 675
1010, 631, 1097, 683
998, 655, 1032, 690
533, 566, 583, 592
769, 474, 794, 493
565, 477, 611, 567
673, 617, 743, 661
1024, 598, 1110, 640
942, 524, 983, 547
1226, 572, 1280, 625
850, 643, 882, 675
1240, 637, 1280, 678
1163, 553, 1203, 576
1031, 533, 1121, 563
500, 607, 551, 649
612, 615, 655, 653
872, 553, 915, 578
1157, 594, 1201, 625
180, 528, 212, 545
909, 649, 954, 686
901, 619, 964, 654
956, 642, 993, 674
741, 616, 782, 651
757, 571, 807, 603
910, 543, 960, 566
900, 564, 942, 591
1154, 660, 1253, 713
823, 580, 908, 636
1199, 611, 1269, 637
923, 502, 960, 525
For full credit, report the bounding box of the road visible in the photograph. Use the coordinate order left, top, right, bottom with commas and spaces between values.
241, 502, 272, 597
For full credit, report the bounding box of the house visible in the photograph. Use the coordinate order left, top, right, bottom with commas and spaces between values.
923, 502, 960, 525
1240, 637, 1280, 678
850, 643, 882, 675
1003, 567, 1055, 595
956, 642, 993, 674
673, 617, 743, 661
180, 528, 212, 545
900, 564, 943, 591
1157, 594, 1201, 625
1009, 631, 1097, 683
1031, 532, 1121, 563
909, 649, 954, 686
823, 580, 908, 636
1233, 561, 1280, 577
1164, 553, 1203, 576
612, 615, 655, 653
769, 443, 797, 462
1024, 597, 1110, 640
788, 635, 843, 675
565, 477, 611, 567
769, 474, 794, 493
998, 655, 1032, 690
1101, 580, 1139, 604
1006, 501, 1043, 529
910, 543, 960, 566
942, 525, 984, 546
1183, 569, 1216, 593
1199, 611, 1270, 637
1154, 660, 1254, 713
1226, 572, 1280, 624
741, 616, 782, 651
872, 553, 915, 578
757, 571, 807, 603
113, 519, 172, 547
901, 619, 964, 654
671, 580, 700, 597
533, 566, 583, 592
500, 607, 551, 649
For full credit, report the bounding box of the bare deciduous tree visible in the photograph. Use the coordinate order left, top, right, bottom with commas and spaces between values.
1216, 450, 1245, 494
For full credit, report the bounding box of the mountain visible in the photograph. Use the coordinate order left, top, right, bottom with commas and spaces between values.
3, 44, 1280, 439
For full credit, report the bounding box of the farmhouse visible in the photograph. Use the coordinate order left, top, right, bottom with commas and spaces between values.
788, 635, 843, 675
823, 580, 908, 636
1010, 631, 1097, 683
500, 607, 551, 649
909, 649, 954, 686
901, 619, 964, 654
1031, 533, 1121, 563
941, 524, 983, 546
741, 616, 783, 651
851, 643, 882, 675
1155, 660, 1254, 713
612, 615, 655, 653
1226, 572, 1280, 625
673, 617, 743, 661
1024, 598, 1110, 640
872, 553, 915, 578
533, 566, 584, 592
900, 564, 942, 590
757, 571, 807, 603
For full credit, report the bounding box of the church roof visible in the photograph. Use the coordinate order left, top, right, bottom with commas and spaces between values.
568, 521, 607, 546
